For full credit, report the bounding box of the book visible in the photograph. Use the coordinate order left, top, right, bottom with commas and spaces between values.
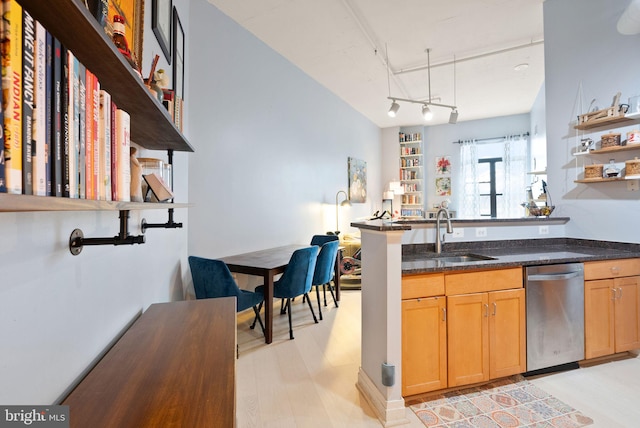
22, 8, 34, 195
91, 72, 100, 200
115, 108, 130, 201
3, 0, 23, 195
143, 173, 173, 202
77, 61, 86, 199
44, 29, 53, 196
110, 99, 117, 201
84, 69, 93, 199
61, 45, 71, 197
98, 90, 111, 201
52, 37, 62, 196
68, 49, 78, 198
33, 20, 46, 196
0, 1, 5, 193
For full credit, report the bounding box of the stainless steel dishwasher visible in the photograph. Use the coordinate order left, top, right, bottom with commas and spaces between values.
525, 263, 585, 373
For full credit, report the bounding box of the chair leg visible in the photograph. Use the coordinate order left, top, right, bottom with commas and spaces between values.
250, 302, 263, 329
323, 284, 328, 307
315, 285, 323, 321
327, 281, 339, 308
251, 305, 265, 335
304, 293, 318, 324
287, 298, 294, 340
280, 298, 287, 315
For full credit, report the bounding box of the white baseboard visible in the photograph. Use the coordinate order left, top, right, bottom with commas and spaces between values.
356, 367, 409, 427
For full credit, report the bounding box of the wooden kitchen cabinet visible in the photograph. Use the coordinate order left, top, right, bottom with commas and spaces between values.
447, 288, 526, 387
584, 259, 640, 359
401, 296, 447, 396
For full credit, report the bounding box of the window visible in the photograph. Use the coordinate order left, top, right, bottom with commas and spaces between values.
478, 157, 503, 218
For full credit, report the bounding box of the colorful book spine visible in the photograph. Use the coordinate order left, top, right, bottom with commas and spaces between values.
91, 74, 100, 201
0, 0, 5, 192
77, 61, 85, 199
115, 109, 130, 202
110, 100, 117, 201
84, 69, 93, 199
68, 49, 78, 198
33, 20, 46, 196
98, 90, 111, 201
21, 8, 34, 195
61, 44, 70, 197
44, 30, 53, 196
3, 0, 23, 194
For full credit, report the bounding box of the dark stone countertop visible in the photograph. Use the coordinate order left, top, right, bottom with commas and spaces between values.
351, 217, 571, 231
402, 238, 640, 274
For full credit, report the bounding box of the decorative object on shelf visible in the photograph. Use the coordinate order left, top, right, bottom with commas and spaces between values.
527, 204, 555, 217
152, 0, 172, 63
601, 133, 621, 149
578, 92, 625, 125
435, 156, 451, 175
129, 148, 143, 202
578, 138, 593, 153
625, 157, 640, 178
106, 0, 144, 71
628, 130, 640, 145
604, 159, 621, 178
584, 163, 604, 179
385, 48, 458, 122
348, 157, 367, 203
138, 157, 164, 202
334, 190, 351, 235
143, 173, 173, 202
172, 6, 184, 100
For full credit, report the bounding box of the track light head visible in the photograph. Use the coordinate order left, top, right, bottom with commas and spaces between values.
388, 101, 400, 117
449, 109, 458, 124
422, 105, 433, 121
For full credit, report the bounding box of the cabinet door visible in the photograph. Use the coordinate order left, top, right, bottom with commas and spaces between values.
447, 293, 489, 387
402, 297, 447, 396
489, 289, 526, 379
614, 276, 640, 353
585, 279, 615, 359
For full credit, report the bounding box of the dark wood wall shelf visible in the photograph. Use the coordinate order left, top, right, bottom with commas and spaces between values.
18, 0, 193, 152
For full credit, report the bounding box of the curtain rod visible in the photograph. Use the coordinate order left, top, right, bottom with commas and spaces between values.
452, 132, 530, 144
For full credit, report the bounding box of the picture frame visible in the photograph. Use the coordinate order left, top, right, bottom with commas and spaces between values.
152, 0, 172, 63
172, 6, 185, 100
106, 0, 145, 71
348, 157, 367, 203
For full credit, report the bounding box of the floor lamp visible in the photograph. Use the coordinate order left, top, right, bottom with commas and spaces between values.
335, 190, 351, 235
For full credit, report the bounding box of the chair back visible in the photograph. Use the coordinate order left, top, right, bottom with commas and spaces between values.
312, 240, 340, 286
310, 234, 339, 246
275, 246, 319, 298
188, 256, 240, 299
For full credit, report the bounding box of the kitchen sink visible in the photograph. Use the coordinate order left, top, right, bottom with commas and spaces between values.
432, 254, 497, 263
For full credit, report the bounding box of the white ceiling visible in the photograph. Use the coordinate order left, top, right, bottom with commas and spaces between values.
207, 0, 545, 128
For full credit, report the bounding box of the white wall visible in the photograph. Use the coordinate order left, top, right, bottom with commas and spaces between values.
544, 0, 640, 242
186, 0, 381, 268
0, 0, 192, 404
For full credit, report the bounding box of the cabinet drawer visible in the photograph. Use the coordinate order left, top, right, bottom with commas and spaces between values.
402, 273, 445, 299
584, 259, 640, 280
445, 268, 523, 295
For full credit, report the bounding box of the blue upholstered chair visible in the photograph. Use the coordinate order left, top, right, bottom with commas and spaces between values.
311, 240, 340, 320
254, 246, 319, 340
310, 234, 339, 247
188, 256, 265, 335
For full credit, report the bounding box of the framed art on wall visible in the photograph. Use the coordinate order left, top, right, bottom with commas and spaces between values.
152, 0, 172, 62
348, 157, 367, 203
172, 6, 184, 100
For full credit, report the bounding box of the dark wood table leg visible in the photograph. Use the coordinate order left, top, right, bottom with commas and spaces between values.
264, 272, 274, 344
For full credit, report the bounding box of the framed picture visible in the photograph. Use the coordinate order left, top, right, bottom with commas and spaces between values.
152, 0, 172, 63
172, 7, 184, 100
107, 0, 145, 70
436, 156, 451, 175
348, 157, 367, 203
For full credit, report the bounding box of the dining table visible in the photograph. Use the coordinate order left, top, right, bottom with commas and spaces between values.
221, 244, 341, 344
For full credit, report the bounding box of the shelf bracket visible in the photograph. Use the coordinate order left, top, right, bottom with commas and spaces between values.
69, 210, 145, 255
140, 208, 183, 232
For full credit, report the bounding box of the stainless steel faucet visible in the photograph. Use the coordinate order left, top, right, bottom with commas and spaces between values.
435, 208, 453, 254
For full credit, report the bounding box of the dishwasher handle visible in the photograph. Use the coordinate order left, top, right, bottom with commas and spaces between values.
527, 271, 583, 281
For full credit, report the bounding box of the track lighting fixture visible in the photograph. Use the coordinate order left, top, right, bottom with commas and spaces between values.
384, 48, 458, 123
388, 100, 400, 117
422, 105, 433, 121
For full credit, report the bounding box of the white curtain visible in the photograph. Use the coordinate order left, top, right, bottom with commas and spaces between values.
500, 134, 528, 218
459, 139, 479, 218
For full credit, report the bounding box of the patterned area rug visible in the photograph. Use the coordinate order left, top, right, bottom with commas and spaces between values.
408, 375, 593, 428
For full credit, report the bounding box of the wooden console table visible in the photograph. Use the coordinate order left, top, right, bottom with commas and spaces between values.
63, 298, 236, 427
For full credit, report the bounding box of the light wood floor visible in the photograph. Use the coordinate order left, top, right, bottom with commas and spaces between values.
236, 290, 640, 427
